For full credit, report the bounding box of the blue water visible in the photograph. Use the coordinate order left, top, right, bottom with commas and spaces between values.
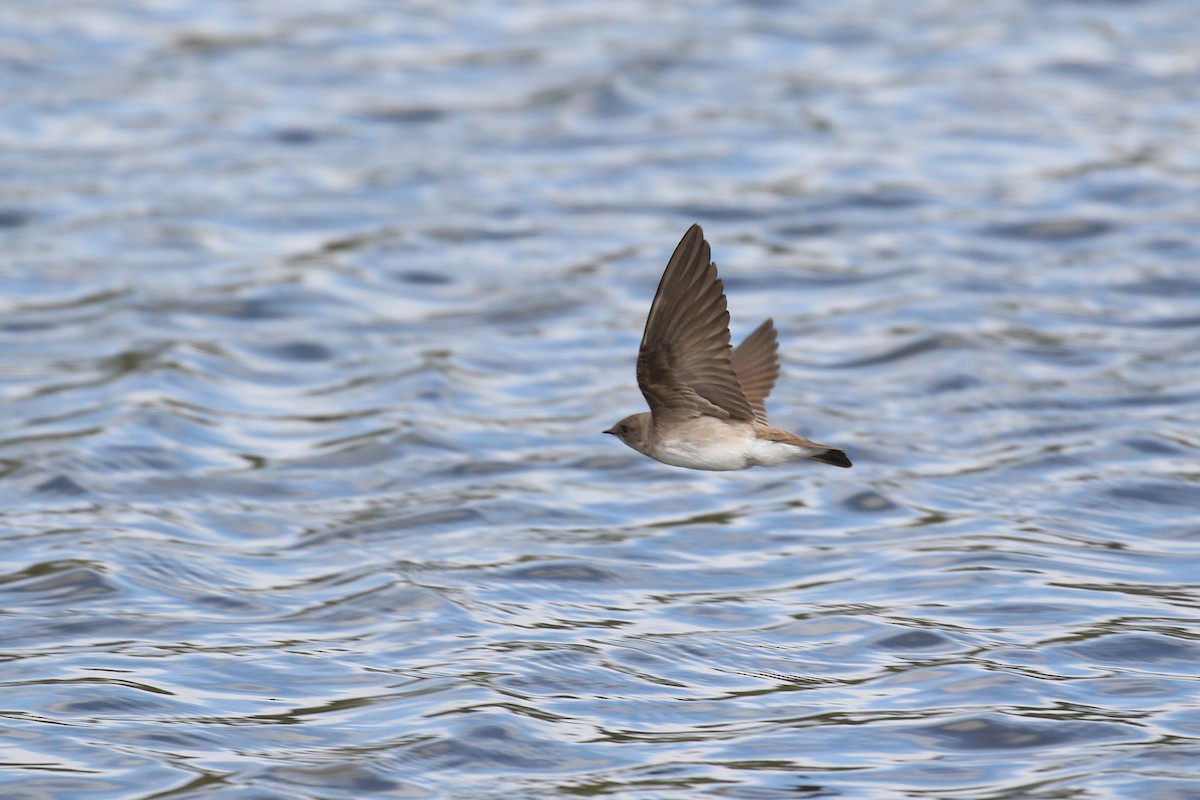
3, 1, 1199, 798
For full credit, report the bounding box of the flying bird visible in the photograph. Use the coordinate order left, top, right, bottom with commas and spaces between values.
605, 224, 851, 471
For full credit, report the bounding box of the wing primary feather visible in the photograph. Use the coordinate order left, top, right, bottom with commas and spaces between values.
635, 225, 755, 422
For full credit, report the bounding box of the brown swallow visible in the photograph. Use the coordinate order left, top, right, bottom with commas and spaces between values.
606, 224, 851, 471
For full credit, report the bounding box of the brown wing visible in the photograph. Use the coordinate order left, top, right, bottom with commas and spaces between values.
636, 224, 755, 422
731, 318, 779, 425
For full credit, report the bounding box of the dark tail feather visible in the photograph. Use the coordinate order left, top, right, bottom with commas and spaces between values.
812, 448, 852, 468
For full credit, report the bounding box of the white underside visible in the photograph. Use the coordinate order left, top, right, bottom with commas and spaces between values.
651, 420, 822, 471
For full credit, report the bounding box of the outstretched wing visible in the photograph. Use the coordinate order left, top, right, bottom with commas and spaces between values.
636, 224, 755, 423
731, 318, 779, 425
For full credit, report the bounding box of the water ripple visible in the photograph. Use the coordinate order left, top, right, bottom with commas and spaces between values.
2, 0, 1200, 798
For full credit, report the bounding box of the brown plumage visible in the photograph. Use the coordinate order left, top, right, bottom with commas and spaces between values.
731, 318, 779, 425
606, 224, 851, 471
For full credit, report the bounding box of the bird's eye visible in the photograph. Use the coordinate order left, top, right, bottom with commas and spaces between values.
620, 425, 629, 433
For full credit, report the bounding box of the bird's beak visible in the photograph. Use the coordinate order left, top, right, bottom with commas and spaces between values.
603, 428, 615, 435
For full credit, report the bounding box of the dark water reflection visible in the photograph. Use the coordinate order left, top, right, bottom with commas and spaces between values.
3, 0, 1200, 798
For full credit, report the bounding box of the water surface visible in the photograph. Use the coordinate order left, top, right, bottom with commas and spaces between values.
2, 1, 1200, 798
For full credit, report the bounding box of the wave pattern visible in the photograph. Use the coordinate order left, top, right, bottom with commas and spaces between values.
2, 0, 1199, 798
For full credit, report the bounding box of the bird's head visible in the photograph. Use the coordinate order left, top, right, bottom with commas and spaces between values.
604, 413, 653, 456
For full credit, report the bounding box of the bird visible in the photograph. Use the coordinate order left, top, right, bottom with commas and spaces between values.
605, 224, 851, 471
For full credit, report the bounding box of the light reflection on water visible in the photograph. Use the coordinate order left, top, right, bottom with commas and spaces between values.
2, 0, 1200, 798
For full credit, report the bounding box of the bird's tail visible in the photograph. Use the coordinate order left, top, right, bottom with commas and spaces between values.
810, 448, 852, 468
758, 426, 853, 468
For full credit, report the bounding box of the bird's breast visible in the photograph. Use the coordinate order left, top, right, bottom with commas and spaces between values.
650, 417, 757, 471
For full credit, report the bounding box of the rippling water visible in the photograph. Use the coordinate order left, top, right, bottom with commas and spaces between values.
3, 1, 1200, 798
